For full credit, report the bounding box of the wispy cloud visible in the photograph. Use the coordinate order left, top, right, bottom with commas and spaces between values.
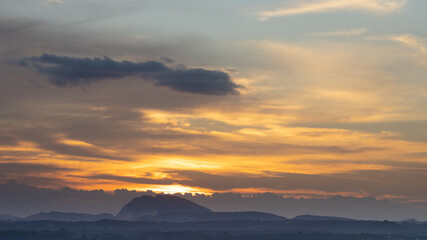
257, 0, 407, 20
389, 34, 427, 53
308, 28, 368, 37
368, 34, 427, 53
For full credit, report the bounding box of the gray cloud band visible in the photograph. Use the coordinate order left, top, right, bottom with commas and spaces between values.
19, 54, 242, 96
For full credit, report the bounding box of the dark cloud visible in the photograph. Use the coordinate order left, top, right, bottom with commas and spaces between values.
293, 121, 427, 143
171, 169, 427, 199
165, 170, 364, 192
0, 135, 17, 146
332, 169, 427, 198
186, 141, 385, 156
0, 163, 74, 174
19, 54, 168, 85
83, 169, 427, 201
154, 68, 239, 95
19, 54, 241, 95
80, 170, 363, 193
287, 158, 427, 170
78, 174, 178, 185
0, 164, 75, 190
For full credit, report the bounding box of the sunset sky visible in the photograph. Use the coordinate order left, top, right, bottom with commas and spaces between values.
1, 0, 427, 204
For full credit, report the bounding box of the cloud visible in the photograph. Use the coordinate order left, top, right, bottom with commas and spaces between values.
165, 170, 364, 192
154, 69, 240, 96
0, 135, 18, 146
308, 28, 368, 37
0, 163, 69, 174
20, 54, 168, 84
257, 0, 407, 20
44, 0, 63, 5
12, 127, 127, 161
77, 168, 427, 202
389, 34, 427, 53
19, 54, 241, 96
82, 169, 367, 193
79, 174, 178, 185
294, 120, 427, 143
0, 163, 73, 174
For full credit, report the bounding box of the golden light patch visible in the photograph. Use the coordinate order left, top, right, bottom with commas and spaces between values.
0, 141, 37, 150
137, 184, 211, 194
59, 139, 95, 148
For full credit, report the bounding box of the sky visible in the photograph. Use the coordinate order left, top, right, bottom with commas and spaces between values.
1, 0, 427, 206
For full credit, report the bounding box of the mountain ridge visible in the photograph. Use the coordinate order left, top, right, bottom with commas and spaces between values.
16, 194, 286, 222
24, 211, 115, 222
117, 194, 213, 221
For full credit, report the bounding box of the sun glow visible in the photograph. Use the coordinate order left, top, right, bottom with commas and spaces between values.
138, 184, 212, 195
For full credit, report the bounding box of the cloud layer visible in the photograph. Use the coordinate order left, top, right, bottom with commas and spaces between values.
20, 54, 241, 96
258, 0, 407, 20
2, 0, 427, 213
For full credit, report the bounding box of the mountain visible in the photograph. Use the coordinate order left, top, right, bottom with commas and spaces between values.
293, 215, 355, 221
2, 182, 427, 221
24, 211, 115, 222
117, 194, 286, 222
117, 194, 212, 220
0, 214, 19, 221
138, 211, 286, 222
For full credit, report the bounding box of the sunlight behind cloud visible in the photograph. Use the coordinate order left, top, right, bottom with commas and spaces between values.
136, 184, 211, 195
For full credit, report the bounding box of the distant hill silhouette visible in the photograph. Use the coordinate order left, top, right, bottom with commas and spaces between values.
2, 182, 427, 221
15, 195, 286, 222
138, 211, 286, 222
117, 195, 212, 220
293, 215, 355, 221
24, 211, 115, 222
0, 214, 19, 221
117, 194, 286, 222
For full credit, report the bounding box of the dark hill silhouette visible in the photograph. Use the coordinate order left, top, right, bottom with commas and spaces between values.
138, 211, 286, 222
294, 215, 355, 221
18, 195, 286, 222
0, 214, 19, 221
117, 194, 212, 220
3, 182, 427, 221
24, 211, 115, 222
116, 194, 286, 222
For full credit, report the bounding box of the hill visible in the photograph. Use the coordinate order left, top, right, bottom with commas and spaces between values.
0, 214, 19, 221
117, 195, 212, 220
117, 194, 286, 222
293, 215, 355, 221
24, 211, 115, 222
139, 211, 286, 222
